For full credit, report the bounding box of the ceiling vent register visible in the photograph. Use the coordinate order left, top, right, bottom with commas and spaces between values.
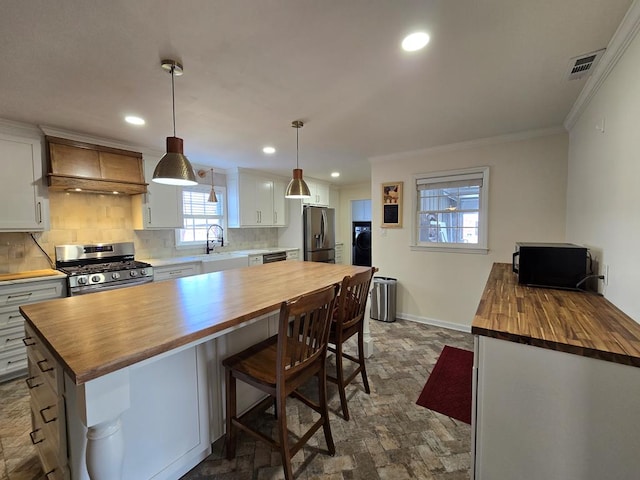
566, 48, 606, 80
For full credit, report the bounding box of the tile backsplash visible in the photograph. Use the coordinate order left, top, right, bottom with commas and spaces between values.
0, 192, 279, 273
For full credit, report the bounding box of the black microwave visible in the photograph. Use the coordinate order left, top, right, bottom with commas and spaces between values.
512, 242, 588, 290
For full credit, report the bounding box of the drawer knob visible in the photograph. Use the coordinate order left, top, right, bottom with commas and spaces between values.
39, 405, 57, 424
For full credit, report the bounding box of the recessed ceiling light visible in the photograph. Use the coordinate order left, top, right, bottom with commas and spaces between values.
402, 32, 430, 52
125, 115, 145, 125
331, 172, 340, 178
263, 146, 276, 154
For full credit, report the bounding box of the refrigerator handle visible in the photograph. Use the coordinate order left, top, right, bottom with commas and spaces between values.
321, 209, 327, 244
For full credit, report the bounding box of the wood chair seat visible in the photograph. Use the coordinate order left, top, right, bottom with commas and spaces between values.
223, 284, 338, 480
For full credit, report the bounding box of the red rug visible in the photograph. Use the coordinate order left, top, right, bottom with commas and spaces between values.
416, 345, 473, 424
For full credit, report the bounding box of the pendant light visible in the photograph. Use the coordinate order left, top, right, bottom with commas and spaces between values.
285, 120, 311, 198
207, 168, 218, 203
152, 59, 197, 186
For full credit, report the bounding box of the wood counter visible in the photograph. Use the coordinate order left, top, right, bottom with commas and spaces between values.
20, 261, 370, 385
472, 262, 640, 367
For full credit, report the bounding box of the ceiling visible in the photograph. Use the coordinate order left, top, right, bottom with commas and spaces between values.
0, 0, 633, 186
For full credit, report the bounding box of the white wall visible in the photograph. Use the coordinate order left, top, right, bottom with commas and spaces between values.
566, 28, 640, 321
370, 132, 568, 330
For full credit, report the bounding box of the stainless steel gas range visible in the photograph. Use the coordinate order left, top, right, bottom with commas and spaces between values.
55, 242, 153, 296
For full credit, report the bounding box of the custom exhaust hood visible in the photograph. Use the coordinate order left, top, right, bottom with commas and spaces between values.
46, 136, 148, 195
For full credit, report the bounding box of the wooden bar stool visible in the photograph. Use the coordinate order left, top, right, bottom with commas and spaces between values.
223, 284, 338, 480
327, 267, 376, 420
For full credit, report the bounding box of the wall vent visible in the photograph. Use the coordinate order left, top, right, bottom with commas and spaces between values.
566, 48, 606, 80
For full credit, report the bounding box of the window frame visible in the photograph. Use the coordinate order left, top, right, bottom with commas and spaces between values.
411, 166, 489, 254
175, 184, 227, 249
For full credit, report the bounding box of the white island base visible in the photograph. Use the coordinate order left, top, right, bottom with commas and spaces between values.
65, 344, 211, 480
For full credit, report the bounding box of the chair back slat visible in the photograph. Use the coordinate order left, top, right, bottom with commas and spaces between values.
277, 285, 337, 376
335, 268, 375, 331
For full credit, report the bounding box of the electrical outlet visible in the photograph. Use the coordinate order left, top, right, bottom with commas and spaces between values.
603, 264, 609, 286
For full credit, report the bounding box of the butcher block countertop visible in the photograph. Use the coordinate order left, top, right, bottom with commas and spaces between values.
20, 261, 370, 385
472, 263, 640, 367
0, 269, 66, 284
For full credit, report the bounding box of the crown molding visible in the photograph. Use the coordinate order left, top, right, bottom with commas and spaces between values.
0, 118, 43, 139
368, 126, 565, 163
564, 1, 640, 130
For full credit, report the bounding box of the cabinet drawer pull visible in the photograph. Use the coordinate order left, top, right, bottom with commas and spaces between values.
6, 336, 22, 343
44, 468, 56, 479
8, 314, 22, 319
7, 292, 33, 300
22, 336, 36, 347
29, 428, 44, 444
39, 405, 57, 424
37, 359, 54, 373
25, 376, 43, 389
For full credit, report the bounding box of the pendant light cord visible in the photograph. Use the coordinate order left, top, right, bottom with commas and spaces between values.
171, 66, 176, 137
296, 126, 299, 168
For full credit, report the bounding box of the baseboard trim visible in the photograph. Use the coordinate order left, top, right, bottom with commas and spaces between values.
396, 313, 472, 334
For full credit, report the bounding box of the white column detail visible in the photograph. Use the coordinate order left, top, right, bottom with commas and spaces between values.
86, 418, 124, 480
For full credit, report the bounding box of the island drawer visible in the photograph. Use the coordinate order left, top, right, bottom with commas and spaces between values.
24, 324, 64, 395
30, 401, 68, 480
0, 323, 26, 353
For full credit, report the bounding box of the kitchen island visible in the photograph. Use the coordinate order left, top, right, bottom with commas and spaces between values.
20, 261, 369, 480
471, 263, 640, 480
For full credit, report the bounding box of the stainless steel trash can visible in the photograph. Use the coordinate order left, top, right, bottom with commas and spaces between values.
370, 276, 397, 322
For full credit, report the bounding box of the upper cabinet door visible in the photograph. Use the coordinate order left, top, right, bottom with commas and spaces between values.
227, 168, 287, 227
302, 179, 330, 207
0, 134, 47, 231
131, 155, 183, 230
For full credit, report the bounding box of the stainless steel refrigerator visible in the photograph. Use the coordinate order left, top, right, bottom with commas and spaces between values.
303, 206, 335, 263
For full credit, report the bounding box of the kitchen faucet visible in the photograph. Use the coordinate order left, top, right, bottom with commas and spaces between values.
206, 225, 224, 254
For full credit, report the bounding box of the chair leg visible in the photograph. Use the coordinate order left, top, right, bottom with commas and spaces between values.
225, 368, 237, 460
335, 341, 350, 420
319, 363, 335, 455
358, 330, 371, 394
276, 391, 294, 480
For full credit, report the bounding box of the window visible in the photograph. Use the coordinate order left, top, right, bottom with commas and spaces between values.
176, 185, 226, 247
413, 167, 488, 253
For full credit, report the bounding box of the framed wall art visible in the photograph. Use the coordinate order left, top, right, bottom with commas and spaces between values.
381, 181, 403, 228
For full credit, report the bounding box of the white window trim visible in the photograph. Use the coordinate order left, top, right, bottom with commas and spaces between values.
175, 185, 227, 249
411, 166, 489, 254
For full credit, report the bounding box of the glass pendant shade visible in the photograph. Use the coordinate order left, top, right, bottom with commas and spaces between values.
285, 168, 311, 198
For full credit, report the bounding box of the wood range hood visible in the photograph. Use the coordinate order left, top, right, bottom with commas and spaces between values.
46, 136, 148, 195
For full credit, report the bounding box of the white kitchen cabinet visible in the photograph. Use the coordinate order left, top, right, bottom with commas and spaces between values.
302, 179, 330, 207
473, 336, 640, 480
200, 255, 248, 273
153, 262, 201, 281
228, 168, 288, 227
335, 242, 344, 264
352, 199, 372, 221
0, 277, 66, 382
248, 254, 263, 267
285, 249, 299, 261
0, 133, 48, 231
131, 155, 183, 230
272, 179, 287, 226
